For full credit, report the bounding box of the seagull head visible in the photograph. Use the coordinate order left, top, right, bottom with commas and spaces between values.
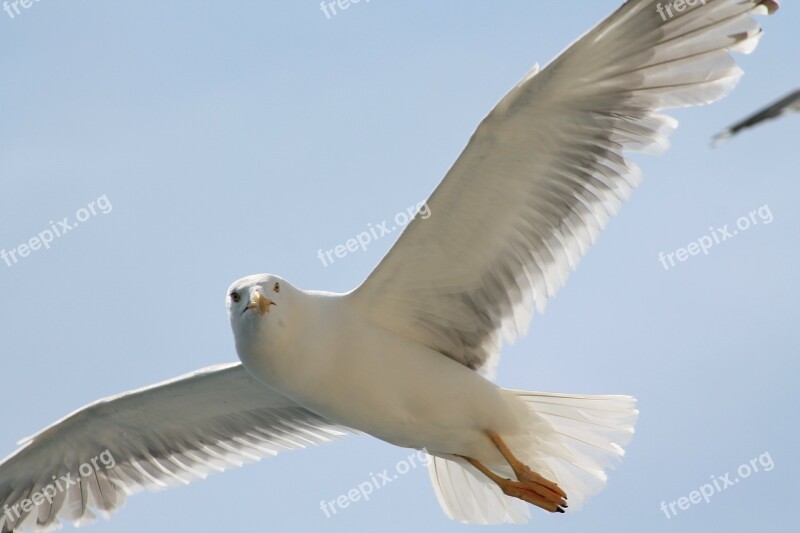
226, 273, 309, 366
227, 274, 308, 381
226, 274, 308, 384
226, 273, 289, 319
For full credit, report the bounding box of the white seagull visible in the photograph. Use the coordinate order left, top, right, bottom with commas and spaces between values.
712, 86, 800, 146
0, 0, 779, 529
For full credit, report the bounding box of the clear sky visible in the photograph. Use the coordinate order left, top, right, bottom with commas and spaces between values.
1, 2, 797, 532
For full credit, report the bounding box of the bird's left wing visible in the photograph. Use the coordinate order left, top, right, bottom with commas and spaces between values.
351, 0, 778, 376
712, 87, 800, 146
0, 363, 347, 532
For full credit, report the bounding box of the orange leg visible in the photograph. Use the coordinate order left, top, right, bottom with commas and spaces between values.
458, 431, 567, 513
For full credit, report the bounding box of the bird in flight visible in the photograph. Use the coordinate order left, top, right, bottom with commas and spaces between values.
712, 87, 800, 146
0, 0, 779, 530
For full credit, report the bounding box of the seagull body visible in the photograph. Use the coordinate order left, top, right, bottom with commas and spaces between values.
0, 0, 779, 530
230, 276, 629, 518
232, 278, 525, 465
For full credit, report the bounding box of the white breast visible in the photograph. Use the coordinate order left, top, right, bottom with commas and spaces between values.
237, 294, 525, 457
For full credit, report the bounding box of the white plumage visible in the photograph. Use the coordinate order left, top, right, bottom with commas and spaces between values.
0, 364, 347, 532
0, 0, 778, 530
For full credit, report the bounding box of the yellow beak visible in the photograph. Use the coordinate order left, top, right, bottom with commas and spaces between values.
245, 292, 276, 316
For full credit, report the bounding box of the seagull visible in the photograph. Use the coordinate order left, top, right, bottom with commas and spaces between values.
712, 87, 800, 146
0, 0, 779, 530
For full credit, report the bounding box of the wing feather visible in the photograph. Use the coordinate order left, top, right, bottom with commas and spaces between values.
0, 363, 347, 532
351, 0, 778, 376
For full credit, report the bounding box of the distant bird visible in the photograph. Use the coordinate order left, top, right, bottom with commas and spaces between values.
0, 0, 779, 531
712, 87, 800, 146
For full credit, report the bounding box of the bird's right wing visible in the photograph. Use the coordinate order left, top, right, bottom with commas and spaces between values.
0, 363, 347, 532
712, 87, 800, 145
352, 0, 779, 377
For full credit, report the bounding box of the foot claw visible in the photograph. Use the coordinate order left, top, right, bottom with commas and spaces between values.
516, 464, 568, 500
499, 479, 567, 512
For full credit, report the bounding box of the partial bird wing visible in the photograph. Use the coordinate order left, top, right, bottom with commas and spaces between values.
712, 87, 800, 146
351, 0, 778, 376
0, 363, 347, 532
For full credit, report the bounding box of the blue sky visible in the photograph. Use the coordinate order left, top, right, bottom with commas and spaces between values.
1, 1, 797, 532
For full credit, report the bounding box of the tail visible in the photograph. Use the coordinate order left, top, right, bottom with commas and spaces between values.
428, 391, 638, 524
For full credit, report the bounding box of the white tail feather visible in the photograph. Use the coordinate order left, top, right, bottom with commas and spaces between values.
428, 391, 638, 524
428, 455, 530, 525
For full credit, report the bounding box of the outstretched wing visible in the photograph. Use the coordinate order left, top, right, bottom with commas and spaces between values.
712, 87, 800, 146
351, 0, 778, 376
0, 363, 347, 532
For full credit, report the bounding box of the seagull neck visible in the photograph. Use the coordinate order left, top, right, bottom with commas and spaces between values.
272, 288, 311, 352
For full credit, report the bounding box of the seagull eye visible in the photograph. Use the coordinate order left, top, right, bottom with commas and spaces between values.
230, 291, 241, 303
273, 282, 280, 293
